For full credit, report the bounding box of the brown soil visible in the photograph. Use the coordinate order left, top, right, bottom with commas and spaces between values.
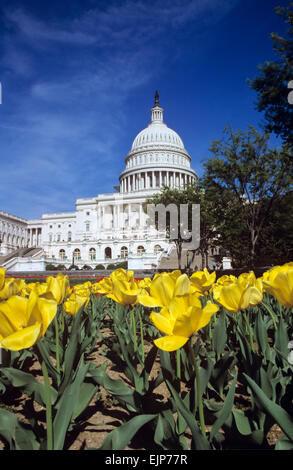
0, 326, 284, 451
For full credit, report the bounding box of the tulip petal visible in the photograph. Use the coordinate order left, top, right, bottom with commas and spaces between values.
154, 335, 189, 351
0, 296, 30, 330
150, 310, 174, 336
0, 323, 42, 351
150, 274, 175, 307
240, 286, 263, 310
174, 274, 190, 297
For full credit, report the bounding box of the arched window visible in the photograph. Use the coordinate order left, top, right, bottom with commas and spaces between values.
73, 248, 81, 261
89, 248, 96, 260
105, 247, 112, 259
137, 245, 145, 256
120, 246, 128, 258
154, 245, 162, 255
59, 249, 66, 260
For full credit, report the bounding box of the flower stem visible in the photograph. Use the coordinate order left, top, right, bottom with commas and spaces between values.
176, 349, 181, 380
137, 309, 145, 363
243, 311, 255, 352
188, 340, 206, 437
54, 314, 61, 387
130, 310, 137, 352
41, 360, 53, 450
261, 301, 277, 331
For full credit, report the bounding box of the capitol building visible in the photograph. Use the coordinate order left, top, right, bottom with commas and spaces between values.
0, 92, 198, 272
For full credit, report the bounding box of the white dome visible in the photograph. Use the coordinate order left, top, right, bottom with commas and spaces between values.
131, 121, 185, 151
119, 92, 197, 194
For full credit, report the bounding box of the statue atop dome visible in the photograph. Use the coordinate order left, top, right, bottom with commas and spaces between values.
154, 90, 159, 106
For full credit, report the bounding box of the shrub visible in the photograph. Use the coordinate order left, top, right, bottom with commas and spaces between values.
95, 264, 105, 270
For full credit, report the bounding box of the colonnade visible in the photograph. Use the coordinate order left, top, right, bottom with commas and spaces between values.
120, 170, 196, 193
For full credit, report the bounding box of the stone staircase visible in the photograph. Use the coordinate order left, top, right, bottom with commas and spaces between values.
0, 247, 43, 268
158, 246, 212, 271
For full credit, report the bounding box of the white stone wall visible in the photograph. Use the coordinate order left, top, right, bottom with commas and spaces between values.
0, 211, 29, 255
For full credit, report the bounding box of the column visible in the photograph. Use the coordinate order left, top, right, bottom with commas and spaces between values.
152, 171, 155, 188
159, 171, 162, 187
128, 204, 131, 227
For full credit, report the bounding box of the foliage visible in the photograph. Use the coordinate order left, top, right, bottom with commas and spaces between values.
248, 3, 293, 148
202, 126, 292, 267
95, 264, 105, 270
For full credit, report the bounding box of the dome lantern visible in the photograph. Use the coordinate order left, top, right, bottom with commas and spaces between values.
151, 90, 164, 124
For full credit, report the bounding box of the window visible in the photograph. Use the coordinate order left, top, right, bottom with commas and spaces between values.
86, 211, 90, 216
59, 249, 66, 260
105, 247, 112, 259
137, 245, 145, 256
68, 231, 72, 241
73, 248, 81, 261
120, 246, 128, 258
154, 245, 162, 255
89, 248, 96, 261
57, 234, 61, 242
49, 233, 52, 242
85, 222, 90, 232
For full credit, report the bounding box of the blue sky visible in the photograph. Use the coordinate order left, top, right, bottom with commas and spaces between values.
0, 0, 290, 219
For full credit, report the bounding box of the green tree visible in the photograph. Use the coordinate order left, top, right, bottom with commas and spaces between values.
257, 190, 293, 265
202, 126, 292, 268
146, 183, 217, 271
248, 3, 293, 147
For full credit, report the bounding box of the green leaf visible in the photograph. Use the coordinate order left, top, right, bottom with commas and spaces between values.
53, 356, 89, 450
88, 364, 142, 412
212, 311, 227, 359
0, 408, 40, 450
154, 410, 184, 450
72, 382, 99, 421
232, 409, 254, 436
0, 367, 57, 406
100, 414, 157, 450
210, 372, 238, 441
167, 380, 210, 450
275, 316, 289, 364
59, 304, 85, 395
255, 312, 269, 358
275, 435, 293, 450
244, 373, 293, 443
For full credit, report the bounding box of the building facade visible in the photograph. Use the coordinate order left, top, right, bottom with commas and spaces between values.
0, 93, 198, 270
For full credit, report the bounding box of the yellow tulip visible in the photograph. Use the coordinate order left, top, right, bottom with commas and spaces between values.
150, 294, 219, 351
0, 278, 25, 300
138, 272, 190, 308
212, 271, 263, 313
190, 268, 216, 295
94, 276, 113, 295
0, 292, 57, 351
0, 267, 5, 290
41, 273, 70, 305
262, 262, 293, 308
63, 292, 89, 315
215, 274, 237, 286
137, 277, 152, 292
26, 281, 48, 296
106, 279, 141, 306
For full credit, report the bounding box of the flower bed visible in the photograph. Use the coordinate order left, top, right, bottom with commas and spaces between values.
0, 265, 292, 450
